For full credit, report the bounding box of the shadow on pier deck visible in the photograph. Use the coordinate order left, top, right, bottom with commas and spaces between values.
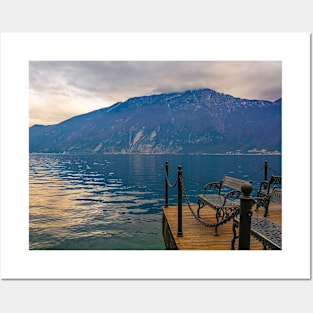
162, 202, 281, 250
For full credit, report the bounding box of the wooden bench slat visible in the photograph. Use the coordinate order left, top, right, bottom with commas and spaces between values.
222, 176, 247, 191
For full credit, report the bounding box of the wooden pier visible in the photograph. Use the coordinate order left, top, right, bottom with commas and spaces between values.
162, 202, 282, 250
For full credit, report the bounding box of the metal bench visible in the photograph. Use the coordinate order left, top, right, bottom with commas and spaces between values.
256, 175, 282, 217
231, 216, 282, 250
197, 175, 252, 235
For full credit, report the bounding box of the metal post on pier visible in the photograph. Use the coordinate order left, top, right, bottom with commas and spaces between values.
164, 161, 169, 208
177, 165, 183, 237
264, 160, 268, 181
239, 182, 253, 250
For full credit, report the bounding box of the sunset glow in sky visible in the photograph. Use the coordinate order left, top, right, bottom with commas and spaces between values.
29, 61, 282, 126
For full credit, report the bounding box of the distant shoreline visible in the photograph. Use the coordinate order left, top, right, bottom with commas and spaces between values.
29, 152, 282, 156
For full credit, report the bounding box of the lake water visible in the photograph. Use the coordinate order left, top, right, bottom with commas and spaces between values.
29, 153, 281, 250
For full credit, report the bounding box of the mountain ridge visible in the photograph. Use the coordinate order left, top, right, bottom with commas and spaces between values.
29, 88, 281, 154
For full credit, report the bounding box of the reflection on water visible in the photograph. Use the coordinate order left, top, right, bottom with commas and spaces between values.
29, 153, 281, 250
29, 154, 166, 250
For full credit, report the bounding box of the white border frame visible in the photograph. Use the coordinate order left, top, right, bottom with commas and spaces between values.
0, 33, 311, 279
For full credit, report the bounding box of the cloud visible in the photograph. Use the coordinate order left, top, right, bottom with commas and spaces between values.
29, 61, 282, 126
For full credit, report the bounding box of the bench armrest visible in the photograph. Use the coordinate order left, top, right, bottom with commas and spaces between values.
203, 181, 222, 194
222, 190, 241, 207
257, 180, 269, 195
256, 186, 280, 203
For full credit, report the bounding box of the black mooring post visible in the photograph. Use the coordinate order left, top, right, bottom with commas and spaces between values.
238, 182, 253, 250
264, 160, 268, 181
164, 161, 169, 208
177, 165, 183, 237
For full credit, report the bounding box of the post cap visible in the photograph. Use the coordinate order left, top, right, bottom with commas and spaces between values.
241, 182, 253, 196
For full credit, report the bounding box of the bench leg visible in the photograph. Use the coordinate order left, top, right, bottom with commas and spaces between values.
214, 209, 220, 236
264, 200, 269, 217
197, 200, 204, 217
214, 226, 219, 236
231, 220, 239, 250
255, 198, 270, 217
255, 201, 260, 212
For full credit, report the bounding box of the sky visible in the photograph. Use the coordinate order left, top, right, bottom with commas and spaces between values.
29, 61, 282, 126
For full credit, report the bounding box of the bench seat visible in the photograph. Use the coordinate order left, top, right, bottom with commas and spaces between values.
232, 216, 281, 250
197, 194, 239, 209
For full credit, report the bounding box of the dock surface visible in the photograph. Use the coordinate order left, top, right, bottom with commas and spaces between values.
162, 202, 282, 250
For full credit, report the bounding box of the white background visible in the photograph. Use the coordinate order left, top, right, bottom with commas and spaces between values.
1, 32, 310, 279
0, 1, 312, 312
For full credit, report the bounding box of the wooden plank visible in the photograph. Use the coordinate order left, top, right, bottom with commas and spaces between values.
162, 202, 281, 250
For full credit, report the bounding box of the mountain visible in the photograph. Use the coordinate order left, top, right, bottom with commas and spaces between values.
29, 88, 281, 154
